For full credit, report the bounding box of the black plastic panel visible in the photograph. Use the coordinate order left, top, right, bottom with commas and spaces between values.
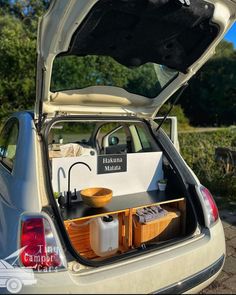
64, 0, 219, 73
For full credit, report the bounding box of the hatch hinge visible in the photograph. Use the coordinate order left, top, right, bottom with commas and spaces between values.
36, 113, 47, 134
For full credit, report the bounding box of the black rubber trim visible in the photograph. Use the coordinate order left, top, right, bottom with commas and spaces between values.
41, 116, 199, 267
151, 125, 197, 185
148, 121, 202, 226
153, 254, 225, 294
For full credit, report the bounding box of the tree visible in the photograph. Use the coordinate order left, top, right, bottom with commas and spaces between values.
0, 1, 50, 122
213, 40, 236, 59
180, 40, 236, 126
0, 1, 235, 127
0, 15, 36, 120
158, 104, 190, 129
51, 55, 160, 99
0, 0, 50, 19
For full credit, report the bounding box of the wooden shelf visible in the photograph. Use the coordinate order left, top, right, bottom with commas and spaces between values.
63, 193, 186, 260
60, 190, 185, 221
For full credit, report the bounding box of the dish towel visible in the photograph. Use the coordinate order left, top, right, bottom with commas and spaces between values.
136, 206, 167, 223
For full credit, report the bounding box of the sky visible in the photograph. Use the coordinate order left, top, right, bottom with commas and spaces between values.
224, 23, 236, 47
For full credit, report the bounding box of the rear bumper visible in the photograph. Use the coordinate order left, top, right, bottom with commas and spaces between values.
21, 220, 225, 294
154, 254, 225, 294
23, 279, 38, 286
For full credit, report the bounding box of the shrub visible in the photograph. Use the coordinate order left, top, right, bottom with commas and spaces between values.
158, 104, 190, 130
179, 127, 236, 199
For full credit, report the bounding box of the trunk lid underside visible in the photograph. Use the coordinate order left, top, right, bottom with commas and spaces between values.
36, 0, 235, 121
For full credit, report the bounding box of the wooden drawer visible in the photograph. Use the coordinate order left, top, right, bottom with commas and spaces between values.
133, 206, 181, 247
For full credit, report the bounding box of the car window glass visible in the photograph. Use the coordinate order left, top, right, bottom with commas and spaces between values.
97, 122, 159, 154
48, 122, 96, 146
0, 261, 6, 269
0, 129, 7, 158
1, 260, 14, 269
0, 119, 19, 171
51, 55, 178, 99
108, 127, 127, 146
135, 125, 158, 152
96, 123, 119, 149
48, 121, 160, 156
97, 123, 132, 154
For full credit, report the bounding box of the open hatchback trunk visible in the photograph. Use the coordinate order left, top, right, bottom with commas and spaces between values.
36, 0, 235, 124
37, 0, 235, 265
45, 117, 197, 263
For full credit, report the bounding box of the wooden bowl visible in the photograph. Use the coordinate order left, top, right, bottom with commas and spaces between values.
80, 187, 113, 208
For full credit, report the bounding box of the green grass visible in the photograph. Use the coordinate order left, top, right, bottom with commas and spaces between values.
179, 127, 236, 201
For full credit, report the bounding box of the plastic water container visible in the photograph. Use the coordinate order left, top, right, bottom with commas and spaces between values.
90, 215, 119, 257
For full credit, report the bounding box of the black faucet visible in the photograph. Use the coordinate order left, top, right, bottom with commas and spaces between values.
67, 161, 92, 207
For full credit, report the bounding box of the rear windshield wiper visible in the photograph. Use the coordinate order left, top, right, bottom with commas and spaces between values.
156, 83, 189, 132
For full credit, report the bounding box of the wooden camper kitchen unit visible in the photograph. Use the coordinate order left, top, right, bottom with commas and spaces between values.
61, 191, 186, 260
49, 137, 187, 260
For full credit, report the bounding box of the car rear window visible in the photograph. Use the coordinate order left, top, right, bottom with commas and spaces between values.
51, 55, 178, 98
48, 120, 160, 155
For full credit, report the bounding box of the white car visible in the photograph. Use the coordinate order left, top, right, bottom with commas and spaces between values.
0, 260, 36, 294
0, 0, 235, 293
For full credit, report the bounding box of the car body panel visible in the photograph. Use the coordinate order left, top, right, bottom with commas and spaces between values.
154, 116, 180, 152
35, 0, 236, 120
0, 260, 36, 286
0, 113, 226, 293
0, 113, 42, 259
21, 221, 225, 294
1, 0, 232, 287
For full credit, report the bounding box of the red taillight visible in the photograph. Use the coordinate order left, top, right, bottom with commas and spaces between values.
20, 216, 65, 271
200, 186, 219, 226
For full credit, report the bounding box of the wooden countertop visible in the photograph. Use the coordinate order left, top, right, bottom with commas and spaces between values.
59, 190, 185, 221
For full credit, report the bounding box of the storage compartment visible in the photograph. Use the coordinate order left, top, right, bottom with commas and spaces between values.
133, 206, 181, 247
65, 219, 95, 259
64, 199, 186, 259
64, 211, 131, 259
